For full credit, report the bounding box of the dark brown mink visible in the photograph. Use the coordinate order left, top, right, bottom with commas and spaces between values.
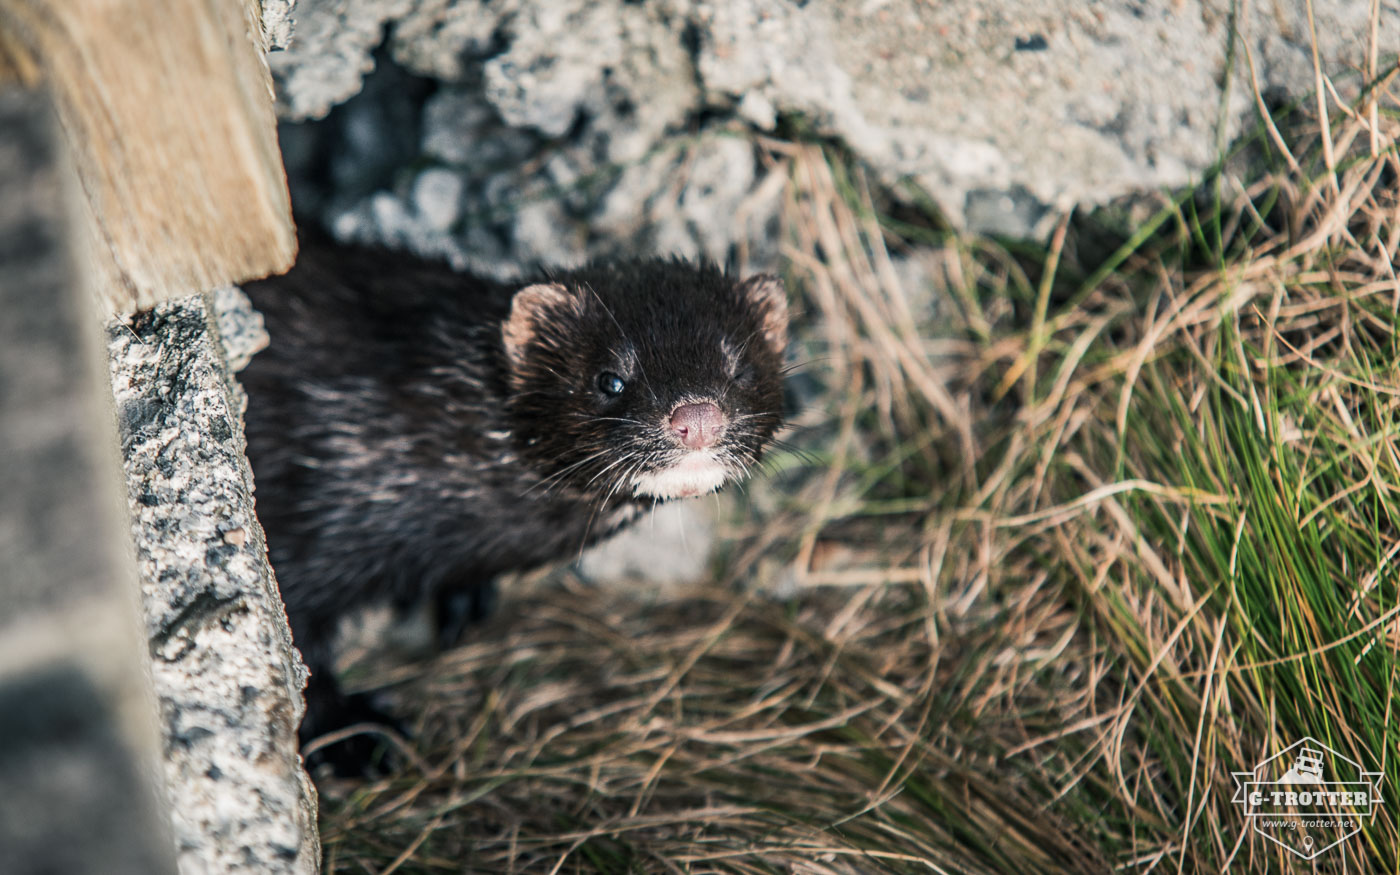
239, 234, 789, 774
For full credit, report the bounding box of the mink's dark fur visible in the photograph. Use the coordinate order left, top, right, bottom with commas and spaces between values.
240, 235, 788, 774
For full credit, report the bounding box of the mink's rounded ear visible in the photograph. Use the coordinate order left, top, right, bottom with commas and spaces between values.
502, 282, 576, 370
737, 275, 789, 355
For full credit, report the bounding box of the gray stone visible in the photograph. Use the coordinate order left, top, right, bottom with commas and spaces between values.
332, 189, 472, 270
212, 285, 270, 374
379, 0, 508, 82
0, 85, 178, 875
411, 167, 465, 231
0, 669, 178, 875
271, 0, 1398, 243
269, 0, 413, 121
107, 292, 319, 875
421, 88, 537, 169
260, 0, 297, 51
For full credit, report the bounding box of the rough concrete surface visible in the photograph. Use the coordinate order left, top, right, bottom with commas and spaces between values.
0, 86, 178, 875
107, 290, 320, 875
260, 0, 298, 51
270, 0, 1398, 242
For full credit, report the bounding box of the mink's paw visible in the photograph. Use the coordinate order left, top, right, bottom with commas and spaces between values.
301, 691, 408, 778
433, 579, 499, 651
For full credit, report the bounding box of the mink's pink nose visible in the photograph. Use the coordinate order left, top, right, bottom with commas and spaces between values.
669, 402, 724, 450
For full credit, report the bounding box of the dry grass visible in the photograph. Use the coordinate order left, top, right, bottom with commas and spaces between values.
317, 54, 1400, 875
322, 585, 1103, 873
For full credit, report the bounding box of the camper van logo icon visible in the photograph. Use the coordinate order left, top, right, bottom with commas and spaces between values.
1231, 737, 1384, 859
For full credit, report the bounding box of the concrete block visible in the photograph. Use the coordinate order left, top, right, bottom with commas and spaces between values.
0, 84, 178, 875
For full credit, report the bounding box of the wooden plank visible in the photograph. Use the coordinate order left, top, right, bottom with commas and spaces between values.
0, 0, 295, 314
0, 85, 177, 875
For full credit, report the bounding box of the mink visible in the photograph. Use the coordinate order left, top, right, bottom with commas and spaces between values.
239, 234, 789, 774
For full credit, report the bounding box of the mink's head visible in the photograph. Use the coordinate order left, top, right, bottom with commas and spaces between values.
501, 258, 788, 502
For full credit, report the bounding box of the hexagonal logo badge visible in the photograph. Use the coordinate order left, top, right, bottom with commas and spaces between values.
1231, 737, 1385, 859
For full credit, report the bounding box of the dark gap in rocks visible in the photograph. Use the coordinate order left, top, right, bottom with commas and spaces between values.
279, 45, 439, 224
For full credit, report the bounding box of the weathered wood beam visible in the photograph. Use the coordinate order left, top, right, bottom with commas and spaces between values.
0, 0, 295, 314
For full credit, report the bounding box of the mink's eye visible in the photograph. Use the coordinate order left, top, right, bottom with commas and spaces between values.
597, 371, 626, 397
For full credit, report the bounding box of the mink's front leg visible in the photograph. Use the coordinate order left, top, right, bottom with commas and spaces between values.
294, 579, 496, 776
295, 619, 404, 777
432, 578, 499, 652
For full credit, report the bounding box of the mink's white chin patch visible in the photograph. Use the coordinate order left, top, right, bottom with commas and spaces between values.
631, 453, 730, 500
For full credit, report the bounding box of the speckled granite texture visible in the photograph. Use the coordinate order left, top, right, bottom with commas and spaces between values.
106, 289, 319, 875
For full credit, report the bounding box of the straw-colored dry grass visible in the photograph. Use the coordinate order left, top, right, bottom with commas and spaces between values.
316, 54, 1400, 875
